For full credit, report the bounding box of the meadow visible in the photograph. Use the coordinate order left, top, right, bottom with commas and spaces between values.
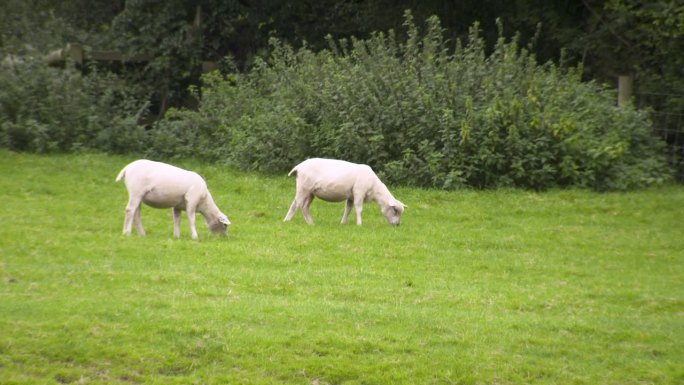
0, 151, 682, 384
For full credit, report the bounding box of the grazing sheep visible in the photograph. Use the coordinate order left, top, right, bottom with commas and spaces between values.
283, 158, 406, 225
116, 160, 231, 240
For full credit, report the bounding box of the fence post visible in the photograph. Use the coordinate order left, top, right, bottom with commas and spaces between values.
618, 75, 633, 108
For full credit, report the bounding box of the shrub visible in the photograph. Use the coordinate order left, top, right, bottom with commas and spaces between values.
155, 11, 670, 190
0, 57, 148, 154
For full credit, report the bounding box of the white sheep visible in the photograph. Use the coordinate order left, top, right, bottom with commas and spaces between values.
283, 158, 406, 225
116, 159, 231, 240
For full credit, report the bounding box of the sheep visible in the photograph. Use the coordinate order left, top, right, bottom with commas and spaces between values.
283, 158, 406, 226
116, 159, 231, 240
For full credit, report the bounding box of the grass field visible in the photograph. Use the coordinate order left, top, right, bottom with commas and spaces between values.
0, 151, 682, 384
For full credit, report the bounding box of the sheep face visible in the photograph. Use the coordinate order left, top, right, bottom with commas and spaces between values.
208, 214, 231, 235
381, 201, 405, 226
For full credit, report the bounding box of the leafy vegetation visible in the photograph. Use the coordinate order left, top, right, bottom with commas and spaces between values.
1, 152, 682, 384
152, 14, 671, 190
3, 1, 681, 104
0, 57, 148, 153
0, 4, 679, 189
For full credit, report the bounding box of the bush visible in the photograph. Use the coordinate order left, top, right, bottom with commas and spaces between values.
154, 12, 670, 190
0, 57, 148, 154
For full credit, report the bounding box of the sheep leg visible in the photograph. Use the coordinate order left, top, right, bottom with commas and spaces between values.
133, 205, 145, 236
283, 199, 298, 221
284, 185, 314, 224
186, 207, 199, 240
172, 208, 182, 238
301, 195, 315, 225
341, 199, 353, 224
354, 198, 364, 225
123, 197, 142, 236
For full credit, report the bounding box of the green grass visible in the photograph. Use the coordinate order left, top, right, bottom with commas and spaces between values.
0, 151, 682, 384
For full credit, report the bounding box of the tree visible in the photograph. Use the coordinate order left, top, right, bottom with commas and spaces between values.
572, 0, 683, 89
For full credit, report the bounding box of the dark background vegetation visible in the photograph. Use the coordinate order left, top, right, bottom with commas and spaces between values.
1, 0, 682, 189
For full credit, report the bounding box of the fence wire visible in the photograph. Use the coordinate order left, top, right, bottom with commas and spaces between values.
636, 93, 684, 182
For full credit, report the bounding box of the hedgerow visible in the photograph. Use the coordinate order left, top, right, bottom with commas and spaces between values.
152, 12, 670, 190
0, 11, 671, 190
0, 57, 148, 154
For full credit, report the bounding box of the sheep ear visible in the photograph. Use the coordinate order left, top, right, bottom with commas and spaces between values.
219, 215, 231, 225
395, 200, 407, 209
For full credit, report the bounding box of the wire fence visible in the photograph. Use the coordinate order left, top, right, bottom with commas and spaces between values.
636, 92, 684, 182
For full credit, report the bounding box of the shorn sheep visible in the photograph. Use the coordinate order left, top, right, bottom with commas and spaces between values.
116, 160, 231, 239
283, 158, 406, 225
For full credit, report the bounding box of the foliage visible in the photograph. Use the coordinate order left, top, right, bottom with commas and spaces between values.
576, 1, 684, 182
105, 0, 205, 116
1, 1, 682, 108
1, 152, 683, 384
575, 1, 684, 88
0, 57, 148, 153
0, 0, 119, 55
153, 13, 671, 190
0, 2, 678, 188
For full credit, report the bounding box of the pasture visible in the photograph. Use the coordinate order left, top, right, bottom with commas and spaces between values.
0, 151, 682, 384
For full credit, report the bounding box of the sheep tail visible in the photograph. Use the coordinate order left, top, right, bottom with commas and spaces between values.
115, 166, 127, 182
287, 166, 298, 177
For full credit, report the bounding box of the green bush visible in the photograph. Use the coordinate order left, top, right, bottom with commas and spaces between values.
0, 58, 148, 154
155, 12, 670, 190
2, 11, 668, 191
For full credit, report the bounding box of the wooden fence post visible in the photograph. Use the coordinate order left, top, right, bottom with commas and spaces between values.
618, 75, 633, 108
